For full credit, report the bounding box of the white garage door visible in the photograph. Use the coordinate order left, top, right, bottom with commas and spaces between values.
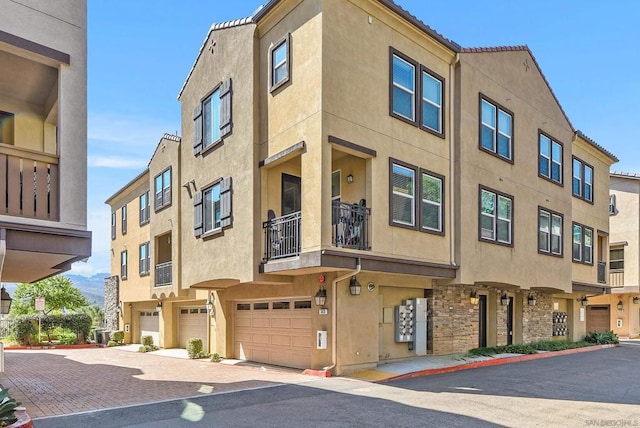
179, 307, 208, 348
234, 298, 312, 369
139, 311, 159, 345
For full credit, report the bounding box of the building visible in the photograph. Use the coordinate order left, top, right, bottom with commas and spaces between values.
587, 172, 640, 338
0, 0, 91, 284
107, 0, 616, 374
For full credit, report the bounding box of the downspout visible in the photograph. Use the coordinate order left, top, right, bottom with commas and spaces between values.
0, 229, 6, 283
449, 53, 460, 269
323, 257, 361, 373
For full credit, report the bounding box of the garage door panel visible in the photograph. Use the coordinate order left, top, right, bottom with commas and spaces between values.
292, 318, 311, 329
291, 353, 309, 368
587, 306, 610, 332
271, 318, 291, 329
252, 349, 270, 361
291, 336, 311, 348
252, 333, 270, 344
179, 308, 207, 349
252, 318, 270, 328
271, 334, 291, 346
235, 317, 251, 327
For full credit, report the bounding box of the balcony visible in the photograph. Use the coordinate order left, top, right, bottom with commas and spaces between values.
609, 270, 624, 287
332, 201, 370, 250
597, 260, 606, 284
0, 143, 59, 221
263, 211, 301, 261
155, 261, 172, 287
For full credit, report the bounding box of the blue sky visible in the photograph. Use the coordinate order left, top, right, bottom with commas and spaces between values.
76, 0, 640, 277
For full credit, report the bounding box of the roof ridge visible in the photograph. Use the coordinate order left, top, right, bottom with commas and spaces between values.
460, 45, 528, 53
162, 133, 181, 142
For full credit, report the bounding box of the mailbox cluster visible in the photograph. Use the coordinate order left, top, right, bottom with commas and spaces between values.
395, 299, 415, 343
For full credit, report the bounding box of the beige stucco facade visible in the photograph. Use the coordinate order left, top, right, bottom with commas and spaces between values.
107, 0, 618, 374
0, 0, 91, 283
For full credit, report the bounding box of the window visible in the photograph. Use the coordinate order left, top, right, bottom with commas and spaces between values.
121, 204, 127, 235
390, 49, 445, 137
610, 247, 624, 270
390, 159, 444, 234
139, 191, 150, 225
538, 132, 563, 184
111, 212, 116, 240
572, 157, 594, 202
609, 194, 616, 215
538, 208, 563, 256
572, 223, 593, 264
480, 96, 513, 161
270, 35, 290, 91
120, 250, 128, 280
479, 187, 513, 245
0, 111, 14, 145
194, 177, 233, 237
193, 79, 232, 156
139, 242, 150, 275
154, 168, 171, 211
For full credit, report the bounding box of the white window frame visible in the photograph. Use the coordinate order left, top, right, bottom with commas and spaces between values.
139, 191, 150, 225
420, 69, 443, 134
271, 39, 288, 88
573, 157, 594, 202
480, 187, 513, 245
480, 96, 513, 161
121, 250, 128, 280
538, 208, 563, 256
203, 182, 221, 234
203, 88, 221, 149
421, 171, 443, 233
609, 194, 616, 215
139, 242, 150, 275
391, 162, 416, 227
539, 132, 563, 184
392, 54, 416, 121
572, 223, 594, 264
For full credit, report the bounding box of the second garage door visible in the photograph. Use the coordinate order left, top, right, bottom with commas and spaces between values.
234, 298, 312, 369
139, 311, 160, 345
178, 307, 208, 348
586, 305, 610, 332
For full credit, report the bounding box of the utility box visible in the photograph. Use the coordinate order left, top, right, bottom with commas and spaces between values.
394, 298, 428, 355
317, 330, 328, 349
394, 299, 415, 342
414, 298, 428, 355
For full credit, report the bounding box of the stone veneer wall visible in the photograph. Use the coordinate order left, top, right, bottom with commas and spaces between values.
431, 285, 479, 355
103, 275, 119, 331
521, 291, 553, 343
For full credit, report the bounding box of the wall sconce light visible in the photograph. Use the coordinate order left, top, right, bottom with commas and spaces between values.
116, 300, 124, 317
633, 296, 640, 304
347, 174, 354, 184
156, 299, 163, 312
349, 276, 361, 296
206, 292, 215, 317
469, 290, 479, 305
500, 293, 509, 306
577, 296, 588, 306
617, 300, 624, 312
314, 285, 327, 307
527, 294, 537, 306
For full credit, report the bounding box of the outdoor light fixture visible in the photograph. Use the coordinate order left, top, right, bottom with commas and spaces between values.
577, 296, 589, 306
469, 290, 479, 305
206, 293, 215, 316
349, 276, 362, 296
0, 285, 12, 315
500, 293, 509, 306
116, 300, 124, 317
156, 299, 163, 312
314, 286, 327, 307
617, 300, 624, 312
527, 294, 537, 306
347, 174, 354, 184
633, 296, 640, 304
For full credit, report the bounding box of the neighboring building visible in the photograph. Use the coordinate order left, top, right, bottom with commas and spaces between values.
0, 0, 91, 284
107, 0, 617, 374
587, 172, 640, 338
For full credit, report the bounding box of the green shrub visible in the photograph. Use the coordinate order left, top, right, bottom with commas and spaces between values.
141, 335, 154, 346
138, 345, 147, 353
584, 330, 619, 344
11, 316, 37, 345
59, 331, 77, 345
107, 340, 118, 347
111, 330, 124, 344
211, 353, 222, 363
186, 338, 206, 359
11, 314, 91, 345
0, 388, 21, 426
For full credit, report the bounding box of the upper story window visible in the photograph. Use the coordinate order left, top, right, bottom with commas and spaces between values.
139, 242, 150, 276
390, 48, 445, 137
270, 34, 290, 91
194, 177, 233, 238
572, 223, 593, 264
480, 95, 513, 162
609, 194, 616, 215
538, 208, 563, 256
538, 132, 563, 185
609, 247, 624, 270
139, 191, 150, 225
479, 186, 513, 246
111, 212, 116, 240
0, 111, 14, 145
572, 157, 593, 202
389, 159, 444, 234
154, 168, 171, 211
120, 250, 128, 280
193, 79, 232, 156
121, 204, 127, 235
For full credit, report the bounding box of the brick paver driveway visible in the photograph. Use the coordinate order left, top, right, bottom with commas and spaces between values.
0, 347, 312, 419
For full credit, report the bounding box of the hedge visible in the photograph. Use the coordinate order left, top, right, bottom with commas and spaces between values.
12, 314, 92, 345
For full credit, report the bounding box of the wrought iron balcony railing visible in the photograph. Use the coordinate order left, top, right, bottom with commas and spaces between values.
332, 201, 370, 251
263, 211, 301, 261
155, 261, 172, 287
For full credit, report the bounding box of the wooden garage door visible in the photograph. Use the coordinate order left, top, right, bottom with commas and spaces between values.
139, 311, 159, 345
234, 298, 312, 369
586, 305, 610, 332
179, 307, 208, 348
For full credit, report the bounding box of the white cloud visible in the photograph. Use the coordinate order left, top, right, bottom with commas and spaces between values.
88, 155, 147, 169
88, 112, 180, 148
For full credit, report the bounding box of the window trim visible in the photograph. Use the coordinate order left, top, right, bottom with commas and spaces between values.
154, 167, 172, 212
609, 246, 624, 271
120, 250, 128, 280
420, 169, 445, 235
572, 156, 594, 204
389, 159, 417, 230
478, 185, 514, 247
139, 191, 150, 225
201, 178, 223, 238
572, 222, 594, 265
121, 204, 127, 235
609, 194, 616, 215
538, 130, 564, 186
111, 212, 116, 240
419, 65, 445, 137
478, 94, 514, 163
390, 48, 417, 125
270, 33, 291, 92
537, 207, 563, 257
139, 241, 150, 276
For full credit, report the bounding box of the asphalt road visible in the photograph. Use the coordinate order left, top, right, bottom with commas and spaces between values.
34, 342, 640, 428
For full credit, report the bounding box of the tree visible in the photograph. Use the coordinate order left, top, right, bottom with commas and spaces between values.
11, 276, 91, 316
80, 304, 104, 327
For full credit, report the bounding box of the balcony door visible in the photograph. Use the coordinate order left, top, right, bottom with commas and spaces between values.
281, 173, 301, 216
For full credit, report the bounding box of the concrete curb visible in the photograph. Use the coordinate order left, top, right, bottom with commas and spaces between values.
378, 344, 617, 383
5, 344, 106, 350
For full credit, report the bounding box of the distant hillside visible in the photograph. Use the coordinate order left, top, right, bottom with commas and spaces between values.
63, 273, 109, 308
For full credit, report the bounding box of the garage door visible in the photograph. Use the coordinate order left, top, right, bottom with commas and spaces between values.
234, 298, 312, 369
139, 311, 159, 345
179, 307, 208, 348
586, 305, 610, 332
